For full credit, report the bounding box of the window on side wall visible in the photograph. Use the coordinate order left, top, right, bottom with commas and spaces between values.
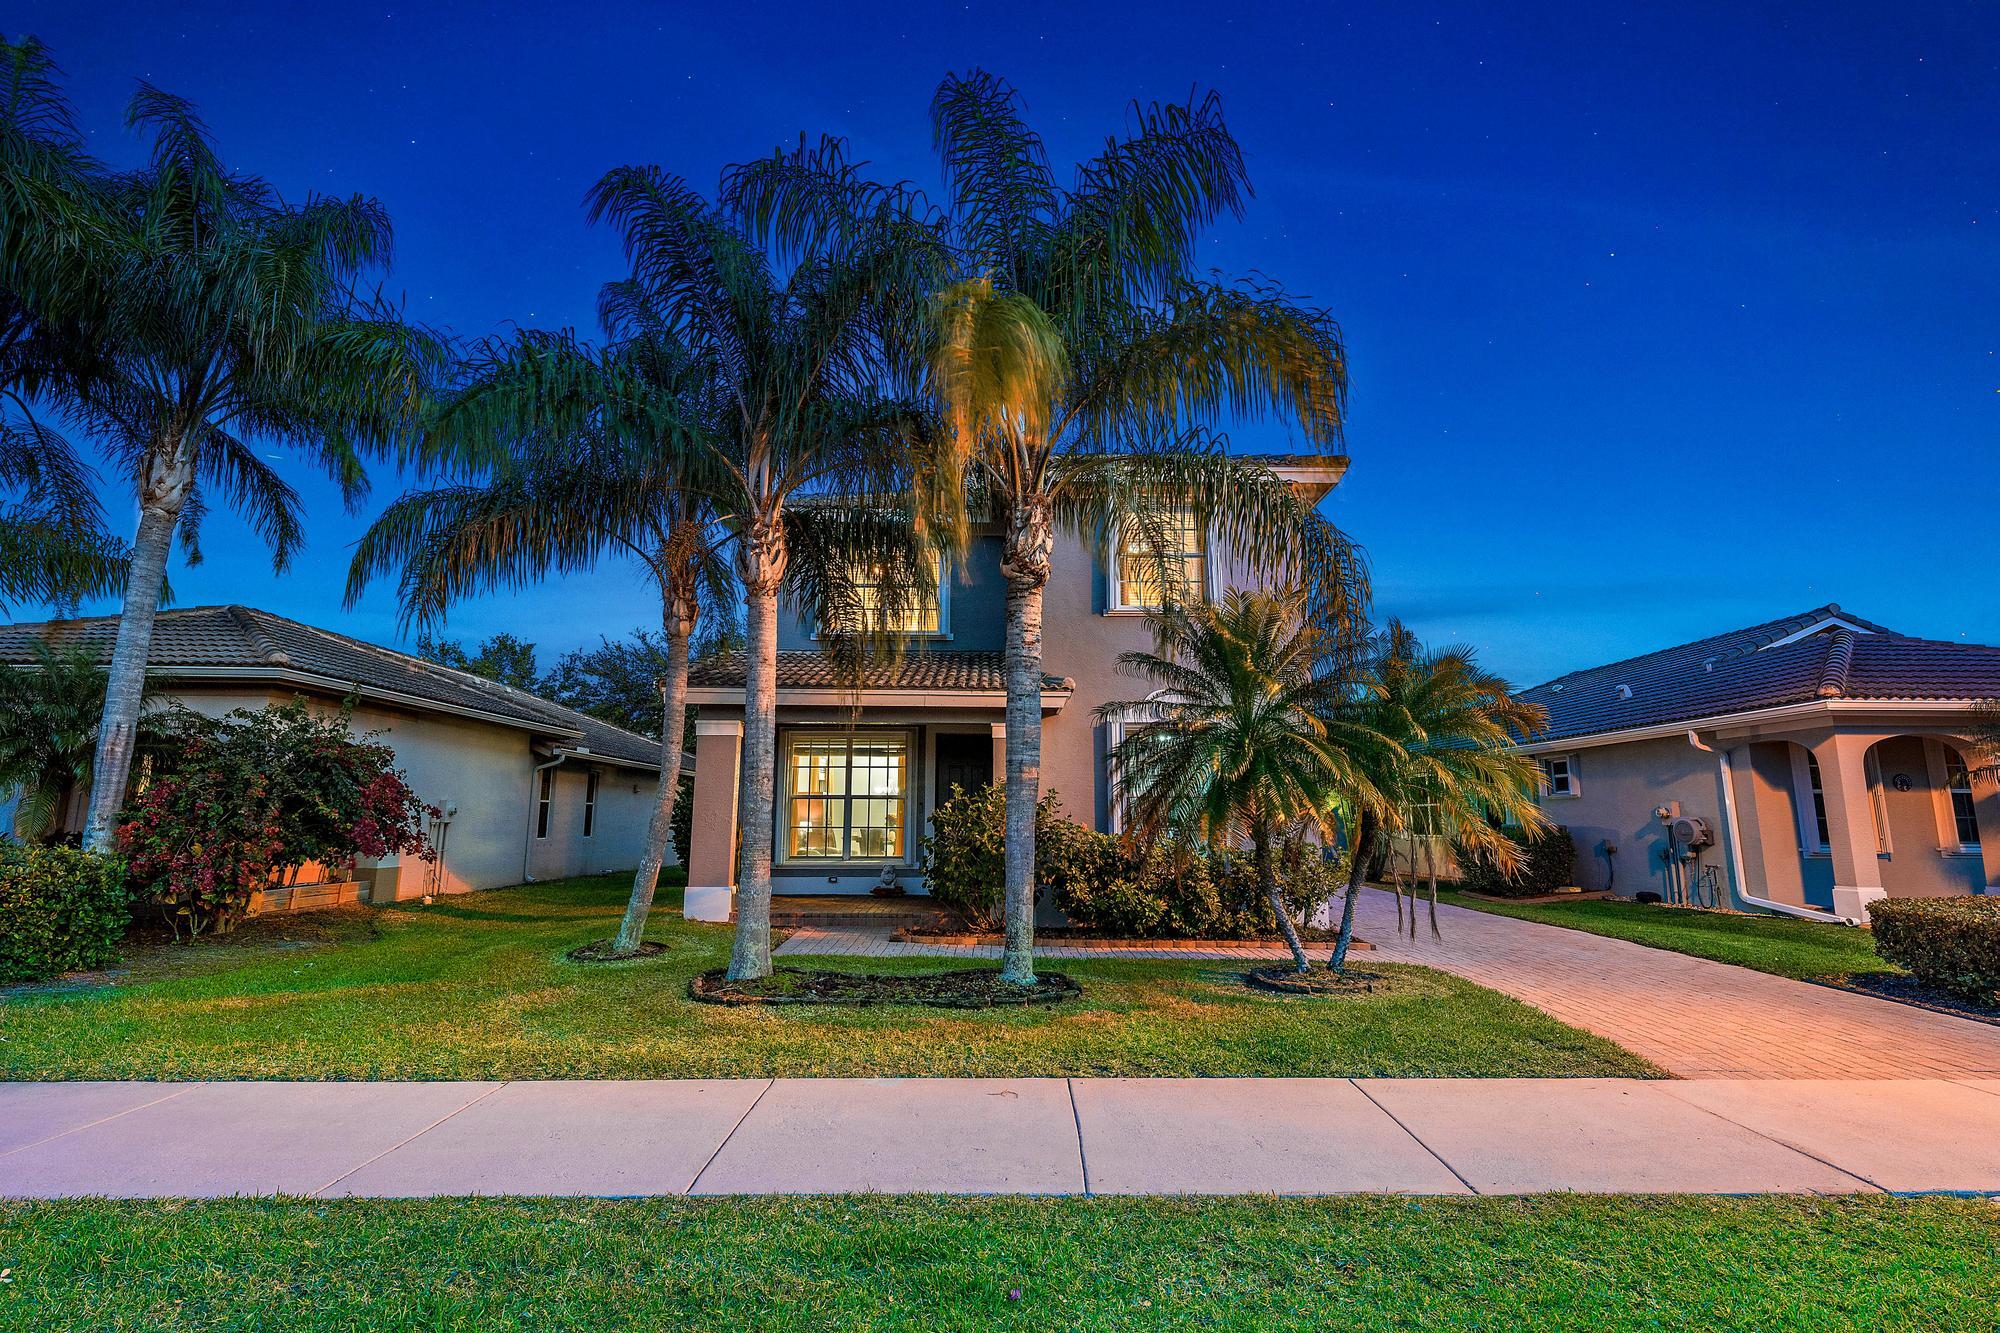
782, 731, 910, 863
1945, 751, 1980, 850
582, 770, 599, 839
535, 768, 554, 840
1803, 753, 1831, 851
1109, 508, 1207, 612
1539, 754, 1578, 798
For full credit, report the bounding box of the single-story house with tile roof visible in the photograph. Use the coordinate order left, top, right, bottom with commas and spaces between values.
0, 605, 671, 904
1517, 604, 2000, 924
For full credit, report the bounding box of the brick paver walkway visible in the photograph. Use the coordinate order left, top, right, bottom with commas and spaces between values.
778, 889, 2000, 1080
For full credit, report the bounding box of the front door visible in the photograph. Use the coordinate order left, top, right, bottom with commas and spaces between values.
934, 732, 993, 804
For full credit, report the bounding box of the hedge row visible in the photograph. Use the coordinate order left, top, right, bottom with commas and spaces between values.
0, 843, 130, 984
1870, 896, 2000, 1000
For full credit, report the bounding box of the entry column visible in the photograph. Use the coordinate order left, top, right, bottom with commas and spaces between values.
1806, 731, 1884, 922
990, 722, 1006, 791
685, 718, 743, 922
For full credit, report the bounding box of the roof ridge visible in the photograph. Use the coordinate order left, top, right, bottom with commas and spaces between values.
224, 605, 293, 667
1526, 603, 1864, 691
1815, 628, 1858, 698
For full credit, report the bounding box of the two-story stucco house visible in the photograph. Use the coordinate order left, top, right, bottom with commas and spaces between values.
679, 457, 1348, 923
1517, 605, 2000, 924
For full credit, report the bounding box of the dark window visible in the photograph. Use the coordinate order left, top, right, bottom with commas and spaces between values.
535, 768, 553, 839
1946, 752, 1980, 847
1804, 753, 1831, 849
582, 771, 600, 838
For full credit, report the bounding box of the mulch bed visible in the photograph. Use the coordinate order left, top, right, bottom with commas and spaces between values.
564, 939, 670, 964
1245, 964, 1391, 996
690, 966, 1082, 1008
1808, 972, 2000, 1027
891, 925, 1372, 950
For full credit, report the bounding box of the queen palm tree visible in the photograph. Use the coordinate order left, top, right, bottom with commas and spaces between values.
581, 166, 938, 980
1100, 590, 1379, 972
727, 71, 1363, 985
0, 35, 127, 610
68, 85, 441, 852
1324, 621, 1549, 971
348, 326, 738, 957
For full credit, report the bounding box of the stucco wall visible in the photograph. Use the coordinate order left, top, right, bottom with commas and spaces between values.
36, 684, 657, 898
1534, 736, 1725, 899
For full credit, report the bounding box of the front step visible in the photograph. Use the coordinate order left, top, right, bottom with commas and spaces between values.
733, 894, 964, 931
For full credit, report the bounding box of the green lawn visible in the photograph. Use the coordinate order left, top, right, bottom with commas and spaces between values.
1438, 890, 1895, 981
3, 1195, 1995, 1331
0, 874, 1654, 1080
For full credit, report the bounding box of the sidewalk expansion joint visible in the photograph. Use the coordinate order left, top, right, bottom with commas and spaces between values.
684, 1078, 775, 1194
1652, 1083, 1886, 1194
1065, 1079, 1092, 1195
1350, 1079, 1478, 1195
310, 1082, 511, 1197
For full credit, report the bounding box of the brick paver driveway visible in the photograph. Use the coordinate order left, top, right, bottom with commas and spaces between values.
778, 889, 2000, 1080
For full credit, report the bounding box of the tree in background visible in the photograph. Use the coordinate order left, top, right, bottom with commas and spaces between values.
413, 631, 540, 691
1323, 621, 1548, 971
729, 70, 1361, 984
67, 83, 442, 853
0, 37, 130, 610
540, 625, 743, 740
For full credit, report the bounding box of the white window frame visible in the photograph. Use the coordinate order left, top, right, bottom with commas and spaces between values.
1539, 753, 1579, 799
818, 555, 950, 639
534, 768, 554, 840
1104, 510, 1213, 614
1929, 739, 1982, 854
1793, 748, 1832, 854
581, 770, 599, 839
777, 728, 916, 865
1103, 700, 1171, 834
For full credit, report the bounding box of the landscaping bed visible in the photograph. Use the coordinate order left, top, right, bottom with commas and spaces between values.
1245, 964, 1392, 996
891, 924, 1372, 950
1810, 971, 2000, 1026
690, 965, 1081, 1008
563, 939, 669, 964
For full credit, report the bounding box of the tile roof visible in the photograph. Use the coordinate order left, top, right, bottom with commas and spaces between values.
0, 605, 665, 769
687, 649, 1070, 694
1520, 604, 2000, 742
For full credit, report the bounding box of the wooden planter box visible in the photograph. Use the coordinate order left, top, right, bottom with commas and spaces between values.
245, 880, 368, 916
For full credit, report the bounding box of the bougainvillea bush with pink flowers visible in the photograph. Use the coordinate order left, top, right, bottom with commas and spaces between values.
118, 701, 437, 936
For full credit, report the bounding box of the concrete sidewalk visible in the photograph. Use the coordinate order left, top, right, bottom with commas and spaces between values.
5, 1077, 1999, 1199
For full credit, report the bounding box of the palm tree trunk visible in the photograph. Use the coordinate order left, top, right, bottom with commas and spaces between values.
1330, 809, 1378, 972
727, 523, 784, 981
83, 447, 189, 853
998, 499, 1054, 986
1254, 816, 1309, 972
612, 593, 695, 955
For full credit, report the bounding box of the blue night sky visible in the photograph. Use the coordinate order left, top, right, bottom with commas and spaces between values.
24, 1, 1999, 686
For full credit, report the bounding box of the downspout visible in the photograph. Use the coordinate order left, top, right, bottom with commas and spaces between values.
1686, 730, 1846, 924
523, 752, 566, 883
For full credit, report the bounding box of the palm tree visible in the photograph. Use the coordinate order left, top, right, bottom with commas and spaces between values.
348, 327, 737, 957
1100, 590, 1370, 972
0, 36, 127, 610
582, 166, 937, 980
727, 72, 1362, 985
68, 84, 441, 852
0, 640, 157, 843
1324, 621, 1549, 971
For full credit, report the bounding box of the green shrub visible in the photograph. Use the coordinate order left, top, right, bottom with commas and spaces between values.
1210, 835, 1351, 935
0, 843, 129, 983
1058, 839, 1215, 938
1870, 896, 2000, 1000
921, 783, 1069, 929
1459, 825, 1575, 898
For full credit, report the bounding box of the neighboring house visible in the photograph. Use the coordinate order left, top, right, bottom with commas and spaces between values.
0, 605, 668, 904
680, 457, 1348, 922
1518, 605, 2000, 924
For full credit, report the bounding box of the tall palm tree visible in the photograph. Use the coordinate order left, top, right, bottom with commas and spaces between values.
583, 166, 938, 980
727, 72, 1363, 985
1324, 621, 1548, 971
348, 327, 737, 957
1100, 590, 1375, 972
69, 85, 441, 852
0, 640, 155, 843
0, 35, 127, 610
